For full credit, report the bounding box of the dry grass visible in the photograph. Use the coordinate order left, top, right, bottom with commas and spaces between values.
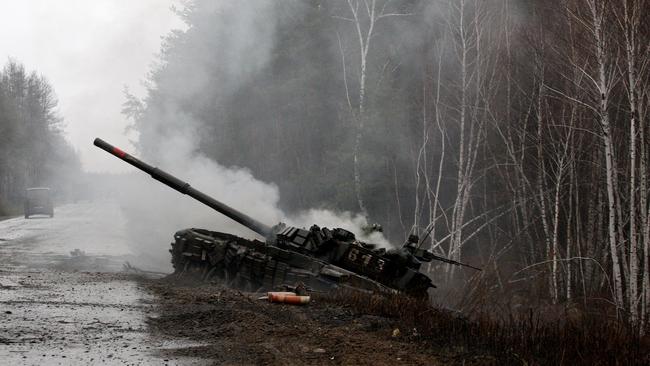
319, 290, 648, 365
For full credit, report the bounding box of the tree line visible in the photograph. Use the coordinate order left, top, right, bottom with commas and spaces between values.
126, 0, 649, 325
0, 60, 81, 215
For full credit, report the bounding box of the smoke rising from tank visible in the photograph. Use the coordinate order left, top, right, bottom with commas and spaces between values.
112, 1, 389, 269
115, 126, 389, 270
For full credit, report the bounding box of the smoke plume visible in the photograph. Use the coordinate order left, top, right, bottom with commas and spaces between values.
116, 129, 390, 270
112, 0, 391, 270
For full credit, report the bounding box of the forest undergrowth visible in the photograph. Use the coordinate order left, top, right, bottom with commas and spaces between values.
321, 288, 649, 365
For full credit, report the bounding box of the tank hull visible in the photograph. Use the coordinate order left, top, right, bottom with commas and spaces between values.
170, 228, 432, 296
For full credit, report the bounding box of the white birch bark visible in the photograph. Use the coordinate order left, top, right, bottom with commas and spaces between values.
450, 0, 469, 269
535, 77, 554, 299
617, 0, 644, 323
427, 44, 447, 270
586, 0, 624, 307
551, 160, 563, 303
337, 0, 413, 214
447, 0, 485, 276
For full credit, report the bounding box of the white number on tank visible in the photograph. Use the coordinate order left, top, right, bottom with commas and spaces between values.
361, 254, 372, 266
347, 248, 359, 262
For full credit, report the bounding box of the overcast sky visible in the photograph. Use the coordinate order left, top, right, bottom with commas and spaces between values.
0, 0, 185, 172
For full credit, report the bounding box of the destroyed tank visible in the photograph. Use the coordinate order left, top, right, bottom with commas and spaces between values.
94, 138, 479, 297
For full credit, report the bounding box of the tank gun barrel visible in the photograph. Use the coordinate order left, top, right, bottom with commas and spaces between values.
93, 138, 273, 237
422, 252, 482, 271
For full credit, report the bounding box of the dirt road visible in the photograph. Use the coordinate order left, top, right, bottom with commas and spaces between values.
0, 202, 206, 365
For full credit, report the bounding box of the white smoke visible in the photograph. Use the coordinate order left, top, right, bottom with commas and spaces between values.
116, 121, 390, 271
114, 0, 391, 271
288, 209, 390, 246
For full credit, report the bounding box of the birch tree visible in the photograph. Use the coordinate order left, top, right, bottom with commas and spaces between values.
614, 0, 650, 324
335, 0, 412, 214
565, 0, 625, 308
445, 0, 488, 272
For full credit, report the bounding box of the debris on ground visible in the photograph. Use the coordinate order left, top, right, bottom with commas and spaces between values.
69, 248, 86, 257
122, 261, 168, 277
258, 291, 311, 305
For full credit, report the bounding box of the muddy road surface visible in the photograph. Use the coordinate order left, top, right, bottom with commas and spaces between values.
0, 202, 206, 365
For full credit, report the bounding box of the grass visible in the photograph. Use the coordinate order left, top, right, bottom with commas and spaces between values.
318, 290, 648, 365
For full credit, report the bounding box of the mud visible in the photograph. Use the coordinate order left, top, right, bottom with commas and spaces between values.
143, 277, 452, 366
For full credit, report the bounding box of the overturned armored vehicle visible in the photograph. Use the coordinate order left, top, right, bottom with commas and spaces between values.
94, 138, 478, 297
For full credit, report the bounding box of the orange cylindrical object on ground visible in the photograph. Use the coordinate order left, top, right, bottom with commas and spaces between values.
267, 291, 296, 297
268, 293, 310, 305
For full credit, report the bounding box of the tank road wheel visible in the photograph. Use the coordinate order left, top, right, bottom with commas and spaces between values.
189, 262, 204, 277
173, 257, 214, 283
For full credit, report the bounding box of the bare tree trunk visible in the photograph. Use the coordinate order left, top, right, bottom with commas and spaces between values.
447, 0, 485, 279
428, 44, 448, 270
641, 108, 649, 329
413, 76, 430, 236
627, 58, 639, 322
349, 0, 371, 214
586, 0, 624, 308
535, 74, 555, 299
617, 0, 644, 323
450, 0, 469, 271
551, 159, 563, 303
338, 0, 412, 214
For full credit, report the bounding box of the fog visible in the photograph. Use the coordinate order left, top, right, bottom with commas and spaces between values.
0, 0, 184, 172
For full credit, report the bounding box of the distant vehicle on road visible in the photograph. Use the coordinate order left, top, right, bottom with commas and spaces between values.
24, 187, 54, 218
